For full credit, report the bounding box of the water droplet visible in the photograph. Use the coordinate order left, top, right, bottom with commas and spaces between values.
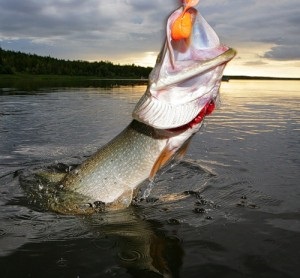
195, 199, 207, 205
167, 218, 180, 225
193, 207, 205, 213
142, 181, 155, 199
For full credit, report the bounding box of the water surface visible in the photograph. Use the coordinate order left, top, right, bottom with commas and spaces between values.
0, 80, 299, 277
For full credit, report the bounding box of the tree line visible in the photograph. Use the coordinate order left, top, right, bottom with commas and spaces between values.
0, 48, 152, 78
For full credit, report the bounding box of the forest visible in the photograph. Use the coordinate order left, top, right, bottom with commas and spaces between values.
0, 47, 152, 78
1, 48, 297, 82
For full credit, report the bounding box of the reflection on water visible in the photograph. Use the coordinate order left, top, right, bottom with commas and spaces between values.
0, 80, 299, 277
214, 80, 300, 135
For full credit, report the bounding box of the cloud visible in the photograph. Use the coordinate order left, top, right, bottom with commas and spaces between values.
0, 0, 300, 76
264, 46, 300, 61
201, 1, 300, 54
0, 0, 177, 59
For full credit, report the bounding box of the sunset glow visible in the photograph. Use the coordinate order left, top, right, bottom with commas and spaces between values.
1, 0, 299, 78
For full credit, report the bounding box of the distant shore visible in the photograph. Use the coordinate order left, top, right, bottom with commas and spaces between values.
1, 73, 299, 81
0, 73, 299, 91
1, 48, 299, 83
0, 74, 149, 90
222, 75, 300, 81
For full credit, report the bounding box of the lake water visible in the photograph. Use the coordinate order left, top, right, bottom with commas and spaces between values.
0, 80, 299, 277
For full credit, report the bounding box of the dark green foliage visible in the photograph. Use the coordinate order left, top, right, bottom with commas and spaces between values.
0, 48, 152, 78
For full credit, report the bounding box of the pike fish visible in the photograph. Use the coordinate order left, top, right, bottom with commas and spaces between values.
31, 2, 236, 213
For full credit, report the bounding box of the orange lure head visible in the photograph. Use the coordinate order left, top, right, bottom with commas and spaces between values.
171, 0, 200, 40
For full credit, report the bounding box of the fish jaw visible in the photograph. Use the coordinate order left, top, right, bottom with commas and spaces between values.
132, 6, 236, 130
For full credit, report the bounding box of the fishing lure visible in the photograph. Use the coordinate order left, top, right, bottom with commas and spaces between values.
171, 0, 199, 40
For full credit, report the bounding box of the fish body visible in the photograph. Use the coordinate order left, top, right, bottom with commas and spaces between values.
50, 2, 236, 213
60, 118, 203, 211
62, 120, 168, 208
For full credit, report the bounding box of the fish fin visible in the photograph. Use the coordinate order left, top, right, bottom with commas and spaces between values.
150, 135, 194, 180
150, 146, 176, 180
175, 137, 193, 160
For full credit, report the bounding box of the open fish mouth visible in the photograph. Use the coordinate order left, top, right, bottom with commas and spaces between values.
133, 48, 236, 130
133, 3, 236, 130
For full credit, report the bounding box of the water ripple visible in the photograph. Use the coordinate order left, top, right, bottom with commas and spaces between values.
0, 82, 299, 277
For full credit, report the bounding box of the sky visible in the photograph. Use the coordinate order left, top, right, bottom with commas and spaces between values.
0, 0, 299, 78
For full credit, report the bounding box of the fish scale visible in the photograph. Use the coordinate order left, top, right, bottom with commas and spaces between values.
62, 120, 167, 207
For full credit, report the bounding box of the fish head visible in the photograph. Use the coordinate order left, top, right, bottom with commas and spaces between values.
133, 4, 236, 130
